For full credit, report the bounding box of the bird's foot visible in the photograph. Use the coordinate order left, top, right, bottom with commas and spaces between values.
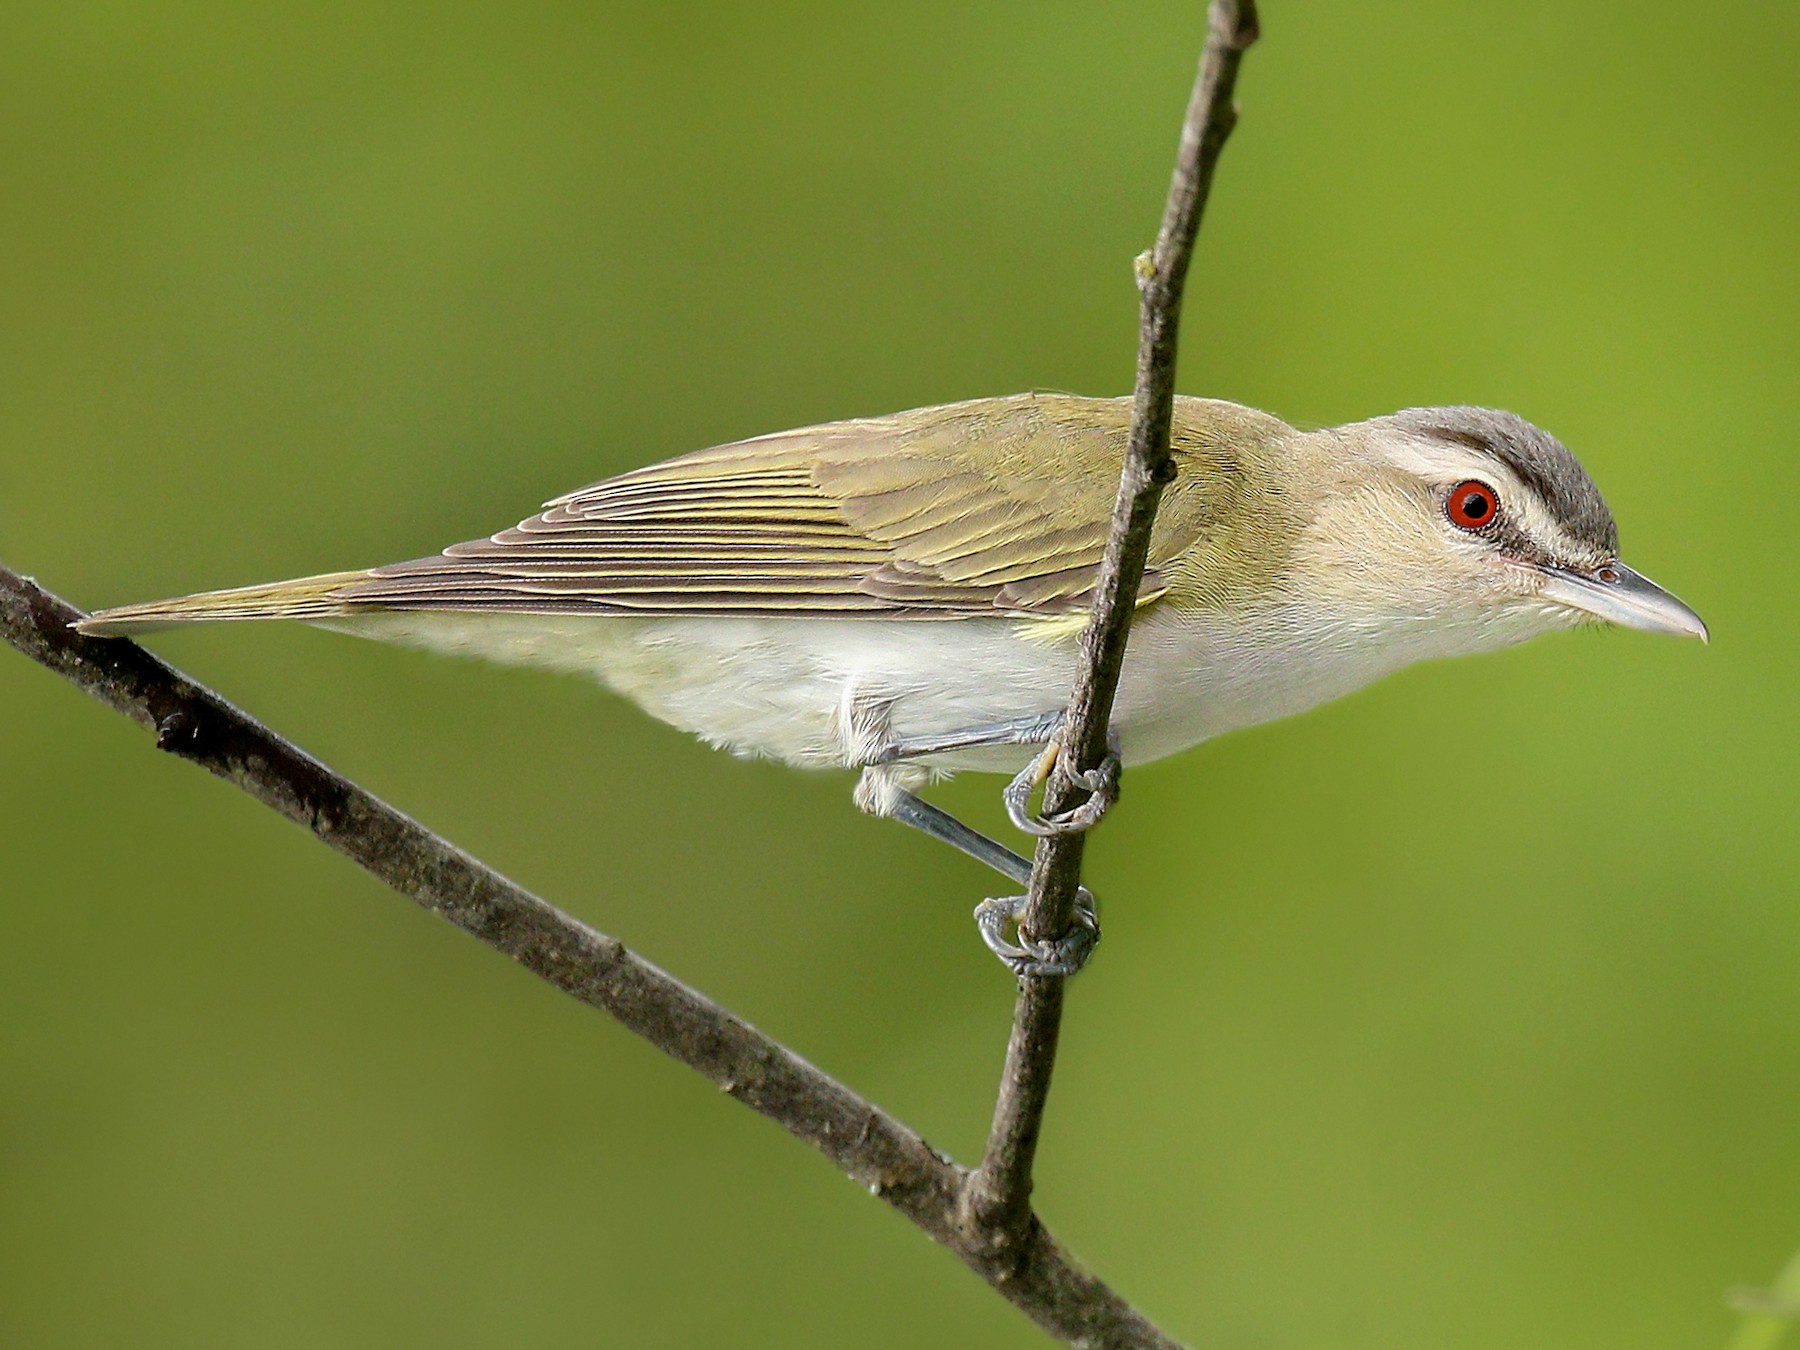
974, 888, 1101, 979
1002, 732, 1122, 837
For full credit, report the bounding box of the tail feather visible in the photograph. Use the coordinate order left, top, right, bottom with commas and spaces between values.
74, 570, 375, 636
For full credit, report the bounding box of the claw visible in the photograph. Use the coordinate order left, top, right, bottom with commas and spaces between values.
1002, 733, 1122, 837
973, 888, 1101, 979
1003, 742, 1064, 836
1060, 741, 1121, 797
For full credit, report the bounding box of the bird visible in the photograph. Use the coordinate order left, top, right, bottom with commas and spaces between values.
78, 393, 1706, 973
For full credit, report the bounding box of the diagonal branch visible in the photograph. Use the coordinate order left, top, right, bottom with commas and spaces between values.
0, 563, 1176, 1347
966, 0, 1261, 1243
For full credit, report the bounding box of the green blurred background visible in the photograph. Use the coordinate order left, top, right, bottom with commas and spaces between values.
2, 2, 1793, 1346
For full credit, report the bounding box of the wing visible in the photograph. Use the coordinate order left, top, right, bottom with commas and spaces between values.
336, 393, 1227, 619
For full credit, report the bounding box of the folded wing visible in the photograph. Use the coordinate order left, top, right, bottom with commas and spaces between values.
79, 393, 1264, 635
339, 394, 1203, 618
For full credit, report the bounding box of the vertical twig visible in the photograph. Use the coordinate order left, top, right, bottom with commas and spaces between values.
963, 0, 1261, 1251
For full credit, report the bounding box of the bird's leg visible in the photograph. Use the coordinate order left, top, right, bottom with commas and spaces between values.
883, 788, 1100, 979
882, 787, 1033, 887
869, 709, 1123, 839
856, 697, 1103, 975
865, 709, 1067, 764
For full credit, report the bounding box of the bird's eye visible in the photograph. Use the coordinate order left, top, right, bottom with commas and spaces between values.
1446, 480, 1499, 531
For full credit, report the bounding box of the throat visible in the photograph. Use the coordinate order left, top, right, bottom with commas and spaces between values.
1109, 599, 1547, 764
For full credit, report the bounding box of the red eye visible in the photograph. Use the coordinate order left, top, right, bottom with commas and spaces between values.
1446, 480, 1499, 530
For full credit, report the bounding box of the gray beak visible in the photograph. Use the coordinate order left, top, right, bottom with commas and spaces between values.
1536, 561, 1709, 642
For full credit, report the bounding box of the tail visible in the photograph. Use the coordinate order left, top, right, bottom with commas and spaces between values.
74, 570, 375, 636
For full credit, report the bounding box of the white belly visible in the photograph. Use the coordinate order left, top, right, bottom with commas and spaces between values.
320, 600, 1553, 776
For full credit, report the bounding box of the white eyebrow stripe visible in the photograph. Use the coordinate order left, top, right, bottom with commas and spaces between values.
1381, 433, 1607, 564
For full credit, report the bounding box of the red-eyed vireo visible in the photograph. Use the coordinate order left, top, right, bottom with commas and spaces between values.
80, 394, 1705, 973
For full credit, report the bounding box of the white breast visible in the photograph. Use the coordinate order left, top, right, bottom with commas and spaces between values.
322, 598, 1560, 777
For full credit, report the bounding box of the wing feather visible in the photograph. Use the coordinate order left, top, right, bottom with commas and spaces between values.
337, 394, 1247, 618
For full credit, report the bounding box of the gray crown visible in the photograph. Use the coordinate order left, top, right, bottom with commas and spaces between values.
1391, 406, 1619, 556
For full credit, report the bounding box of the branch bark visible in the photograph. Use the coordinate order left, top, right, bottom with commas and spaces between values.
2, 5, 1258, 1345
966, 0, 1261, 1248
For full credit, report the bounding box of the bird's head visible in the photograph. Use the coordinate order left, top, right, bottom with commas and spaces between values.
1276, 405, 1706, 651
